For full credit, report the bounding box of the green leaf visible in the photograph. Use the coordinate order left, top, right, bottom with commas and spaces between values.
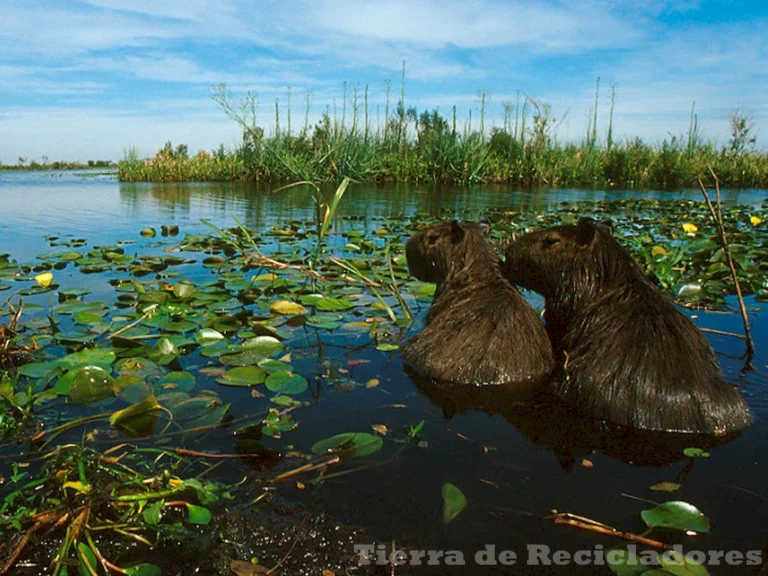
55, 349, 115, 369
264, 370, 308, 395
142, 500, 164, 525
311, 432, 383, 458
157, 371, 196, 391
194, 328, 226, 346
682, 448, 710, 459
269, 300, 307, 315
441, 483, 467, 524
69, 366, 117, 405
217, 366, 267, 387
640, 501, 710, 533
606, 548, 645, 576
660, 550, 711, 576
173, 280, 195, 299
186, 504, 212, 525
77, 542, 98, 576
109, 395, 161, 436
123, 564, 162, 576
241, 335, 283, 355
315, 297, 355, 311
376, 343, 399, 352
17, 361, 58, 379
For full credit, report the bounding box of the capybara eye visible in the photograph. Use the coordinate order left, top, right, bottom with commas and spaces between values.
427, 233, 440, 245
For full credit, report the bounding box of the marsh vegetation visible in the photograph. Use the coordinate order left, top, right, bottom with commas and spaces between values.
119, 76, 767, 189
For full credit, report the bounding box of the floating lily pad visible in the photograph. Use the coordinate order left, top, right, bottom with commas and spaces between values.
270, 300, 307, 315
311, 432, 383, 458
441, 483, 467, 524
641, 501, 710, 533
217, 366, 267, 387
265, 370, 308, 395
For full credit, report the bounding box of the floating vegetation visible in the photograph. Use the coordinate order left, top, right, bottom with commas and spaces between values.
0, 192, 765, 572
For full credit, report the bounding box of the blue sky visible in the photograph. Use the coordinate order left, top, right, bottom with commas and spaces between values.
0, 0, 766, 163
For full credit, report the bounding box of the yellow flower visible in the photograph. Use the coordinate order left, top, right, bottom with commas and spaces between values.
651, 246, 668, 257
34, 272, 53, 287
682, 223, 698, 234
750, 215, 762, 226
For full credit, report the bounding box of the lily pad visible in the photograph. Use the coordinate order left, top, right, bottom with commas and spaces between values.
217, 366, 267, 387
640, 501, 710, 533
264, 370, 308, 395
441, 483, 467, 524
311, 432, 383, 458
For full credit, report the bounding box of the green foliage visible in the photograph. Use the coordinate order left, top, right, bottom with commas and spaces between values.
117, 84, 768, 189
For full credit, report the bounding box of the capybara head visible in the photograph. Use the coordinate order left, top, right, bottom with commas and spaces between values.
503, 217, 634, 297
406, 220, 493, 284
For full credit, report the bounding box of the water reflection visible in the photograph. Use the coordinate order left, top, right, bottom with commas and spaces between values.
409, 369, 742, 470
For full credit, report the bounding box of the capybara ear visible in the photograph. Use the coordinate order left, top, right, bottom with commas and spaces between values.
450, 220, 465, 243
575, 218, 599, 246
598, 219, 614, 233
477, 220, 492, 236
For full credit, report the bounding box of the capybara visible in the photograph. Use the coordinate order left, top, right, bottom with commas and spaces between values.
502, 217, 752, 434
402, 220, 554, 385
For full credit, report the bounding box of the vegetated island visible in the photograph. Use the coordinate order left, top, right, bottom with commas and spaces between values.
117, 79, 767, 189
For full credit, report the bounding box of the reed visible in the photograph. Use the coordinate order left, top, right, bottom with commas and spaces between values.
118, 80, 768, 189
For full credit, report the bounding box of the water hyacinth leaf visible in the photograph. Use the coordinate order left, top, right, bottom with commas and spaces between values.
311, 432, 383, 458
195, 328, 226, 346
265, 370, 308, 395
640, 501, 710, 533
441, 483, 467, 524
186, 504, 212, 525
270, 300, 307, 315
217, 366, 267, 387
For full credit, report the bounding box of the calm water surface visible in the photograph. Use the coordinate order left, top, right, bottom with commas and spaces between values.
1, 171, 766, 574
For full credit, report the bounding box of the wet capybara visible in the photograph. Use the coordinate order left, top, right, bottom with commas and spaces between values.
502, 217, 752, 434
402, 220, 554, 385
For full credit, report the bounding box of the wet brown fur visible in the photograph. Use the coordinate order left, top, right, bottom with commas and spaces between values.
502, 218, 752, 433
402, 220, 554, 385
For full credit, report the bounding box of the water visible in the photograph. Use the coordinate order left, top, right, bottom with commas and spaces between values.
1, 170, 766, 574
